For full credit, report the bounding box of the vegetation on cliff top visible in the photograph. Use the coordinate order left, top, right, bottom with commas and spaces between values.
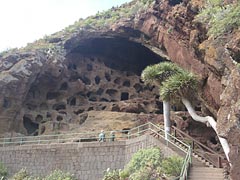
196, 0, 240, 38
0, 0, 154, 58
63, 0, 154, 33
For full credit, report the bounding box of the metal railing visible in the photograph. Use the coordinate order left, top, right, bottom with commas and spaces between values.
0, 130, 131, 146
172, 126, 228, 168
0, 122, 192, 180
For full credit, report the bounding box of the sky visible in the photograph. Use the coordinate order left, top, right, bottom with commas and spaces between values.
0, 0, 132, 52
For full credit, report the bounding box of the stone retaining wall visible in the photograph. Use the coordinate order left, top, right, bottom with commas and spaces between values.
0, 135, 180, 180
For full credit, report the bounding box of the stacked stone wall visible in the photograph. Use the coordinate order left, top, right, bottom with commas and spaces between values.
0, 135, 180, 180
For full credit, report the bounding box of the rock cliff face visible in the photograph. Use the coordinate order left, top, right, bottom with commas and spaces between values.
0, 0, 240, 178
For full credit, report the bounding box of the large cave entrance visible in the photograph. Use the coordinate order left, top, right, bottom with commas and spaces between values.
21, 37, 166, 135
70, 37, 163, 75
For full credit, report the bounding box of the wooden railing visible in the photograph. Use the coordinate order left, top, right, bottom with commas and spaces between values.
172, 126, 228, 168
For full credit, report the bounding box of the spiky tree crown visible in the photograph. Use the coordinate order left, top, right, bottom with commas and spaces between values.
141, 62, 198, 102
160, 71, 198, 102
141, 62, 183, 86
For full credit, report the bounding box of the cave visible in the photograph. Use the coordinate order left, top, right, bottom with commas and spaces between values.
3, 98, 10, 108
133, 83, 143, 93
68, 37, 163, 75
23, 115, 39, 135
35, 115, 43, 123
123, 80, 131, 87
114, 77, 121, 84
46, 92, 61, 100
21, 36, 166, 136
95, 76, 101, 84
68, 97, 77, 106
105, 73, 111, 82
168, 0, 183, 6
121, 92, 129, 101
52, 103, 66, 111
79, 76, 91, 85
60, 82, 68, 90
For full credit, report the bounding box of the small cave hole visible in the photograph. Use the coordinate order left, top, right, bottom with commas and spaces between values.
46, 92, 61, 100
100, 98, 109, 102
89, 96, 97, 102
46, 112, 51, 118
123, 80, 130, 87
60, 82, 68, 90
68, 63, 77, 70
79, 113, 88, 125
105, 72, 111, 82
114, 77, 121, 85
121, 92, 129, 101
169, 0, 183, 6
144, 85, 155, 91
56, 115, 63, 121
210, 137, 218, 145
96, 88, 104, 95
68, 97, 76, 106
106, 89, 118, 97
133, 83, 143, 93
87, 64, 93, 71
88, 107, 94, 111
95, 76, 101, 84
23, 115, 39, 135
122, 128, 130, 134
52, 103, 66, 111
3, 98, 10, 108
87, 92, 97, 101
26, 103, 37, 111
69, 75, 80, 82
101, 106, 107, 110
195, 105, 201, 111
74, 109, 84, 115
35, 115, 43, 123
79, 76, 91, 85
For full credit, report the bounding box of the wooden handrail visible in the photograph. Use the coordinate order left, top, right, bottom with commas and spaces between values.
172, 126, 227, 168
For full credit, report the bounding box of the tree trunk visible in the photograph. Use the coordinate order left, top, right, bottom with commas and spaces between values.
181, 98, 230, 163
163, 100, 171, 140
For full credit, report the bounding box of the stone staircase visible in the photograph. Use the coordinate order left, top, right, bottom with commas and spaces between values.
150, 126, 227, 180
188, 167, 224, 180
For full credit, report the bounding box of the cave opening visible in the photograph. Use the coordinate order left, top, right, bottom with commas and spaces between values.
60, 82, 68, 90
67, 37, 165, 75
121, 92, 129, 101
23, 115, 39, 135
22, 36, 168, 135
169, 0, 183, 6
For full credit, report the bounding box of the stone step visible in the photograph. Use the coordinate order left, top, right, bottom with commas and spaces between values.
188, 167, 224, 180
191, 168, 223, 172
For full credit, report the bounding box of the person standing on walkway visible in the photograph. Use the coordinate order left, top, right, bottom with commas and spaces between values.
99, 130, 105, 142
110, 131, 115, 141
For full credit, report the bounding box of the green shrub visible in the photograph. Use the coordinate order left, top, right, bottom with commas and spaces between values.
103, 169, 121, 180
196, 1, 240, 38
0, 162, 7, 179
11, 168, 30, 180
161, 156, 184, 177
124, 148, 163, 175
44, 170, 76, 180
